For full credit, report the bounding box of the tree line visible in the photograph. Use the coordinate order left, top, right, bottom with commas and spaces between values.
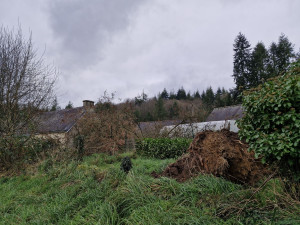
132, 86, 235, 122
233, 32, 298, 98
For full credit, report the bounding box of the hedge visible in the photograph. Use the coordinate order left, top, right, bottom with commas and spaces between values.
136, 138, 192, 159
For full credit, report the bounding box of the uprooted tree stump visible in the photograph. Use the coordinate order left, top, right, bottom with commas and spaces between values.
155, 130, 269, 185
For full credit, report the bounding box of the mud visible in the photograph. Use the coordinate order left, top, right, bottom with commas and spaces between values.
157, 130, 268, 185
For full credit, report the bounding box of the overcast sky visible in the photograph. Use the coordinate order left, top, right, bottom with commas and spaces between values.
0, 0, 299, 107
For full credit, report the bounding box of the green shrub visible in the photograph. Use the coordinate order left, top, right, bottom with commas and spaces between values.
238, 60, 300, 177
136, 138, 192, 159
0, 136, 57, 168
74, 135, 85, 160
25, 138, 57, 161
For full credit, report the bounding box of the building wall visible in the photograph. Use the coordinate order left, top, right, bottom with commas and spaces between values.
161, 120, 239, 138
35, 133, 67, 143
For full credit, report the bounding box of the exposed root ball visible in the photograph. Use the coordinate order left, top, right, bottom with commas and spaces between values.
159, 130, 268, 185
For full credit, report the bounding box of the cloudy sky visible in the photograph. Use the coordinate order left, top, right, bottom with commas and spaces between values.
0, 0, 299, 107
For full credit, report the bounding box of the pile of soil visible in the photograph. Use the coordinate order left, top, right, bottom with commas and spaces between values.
155, 130, 268, 185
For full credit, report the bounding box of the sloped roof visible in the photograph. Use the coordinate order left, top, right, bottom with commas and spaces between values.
206, 105, 243, 122
138, 120, 182, 134
36, 107, 86, 134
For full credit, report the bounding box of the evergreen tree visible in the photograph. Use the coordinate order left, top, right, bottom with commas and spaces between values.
214, 87, 223, 107
267, 42, 278, 77
176, 87, 187, 100
65, 101, 73, 109
224, 91, 233, 106
201, 90, 206, 100
145, 112, 154, 121
169, 101, 179, 119
194, 90, 201, 99
250, 42, 269, 87
169, 91, 176, 99
274, 34, 295, 74
233, 33, 251, 93
203, 87, 215, 106
135, 91, 148, 106
50, 97, 60, 111
267, 34, 295, 77
221, 87, 227, 95
141, 91, 148, 101
296, 49, 300, 61
229, 88, 240, 105
155, 97, 166, 120
160, 88, 169, 99
134, 110, 141, 122
186, 91, 192, 100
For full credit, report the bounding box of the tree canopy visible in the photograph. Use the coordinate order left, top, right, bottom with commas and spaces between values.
232, 32, 297, 102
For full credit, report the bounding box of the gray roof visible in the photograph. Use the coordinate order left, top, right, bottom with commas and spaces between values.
138, 120, 182, 133
36, 107, 86, 134
206, 105, 243, 122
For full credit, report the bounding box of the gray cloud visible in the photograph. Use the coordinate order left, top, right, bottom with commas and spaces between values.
0, 0, 299, 107
48, 0, 146, 69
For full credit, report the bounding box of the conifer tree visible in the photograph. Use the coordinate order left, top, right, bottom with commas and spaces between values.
274, 34, 295, 74
214, 87, 223, 107
203, 87, 215, 106
194, 90, 201, 99
186, 91, 192, 100
224, 91, 233, 106
169, 101, 179, 119
233, 33, 251, 94
65, 101, 73, 109
267, 34, 295, 77
169, 91, 176, 99
176, 87, 187, 100
201, 90, 206, 101
50, 97, 60, 111
155, 97, 166, 120
160, 88, 169, 99
250, 42, 269, 87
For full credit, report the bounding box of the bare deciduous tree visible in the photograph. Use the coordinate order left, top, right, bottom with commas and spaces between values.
0, 25, 57, 167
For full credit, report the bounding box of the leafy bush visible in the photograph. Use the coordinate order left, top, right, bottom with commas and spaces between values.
238, 60, 300, 176
136, 138, 192, 159
0, 136, 58, 170
74, 135, 85, 160
0, 136, 27, 168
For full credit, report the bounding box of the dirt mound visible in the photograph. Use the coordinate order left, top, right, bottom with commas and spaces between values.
158, 130, 268, 185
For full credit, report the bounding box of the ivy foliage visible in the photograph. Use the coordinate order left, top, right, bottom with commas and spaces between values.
136, 138, 192, 159
74, 135, 85, 160
238, 60, 300, 174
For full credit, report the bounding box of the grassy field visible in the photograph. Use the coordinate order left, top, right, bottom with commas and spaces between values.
0, 152, 299, 225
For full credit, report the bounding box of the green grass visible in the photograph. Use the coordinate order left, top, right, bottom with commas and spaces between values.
0, 152, 299, 225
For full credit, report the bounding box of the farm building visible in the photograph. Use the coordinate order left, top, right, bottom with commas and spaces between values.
160, 105, 244, 137
35, 100, 94, 145
206, 105, 243, 121
137, 120, 182, 137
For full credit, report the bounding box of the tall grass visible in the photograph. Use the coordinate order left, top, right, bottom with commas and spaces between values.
0, 152, 299, 224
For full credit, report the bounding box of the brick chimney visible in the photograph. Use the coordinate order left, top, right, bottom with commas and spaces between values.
83, 100, 94, 107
